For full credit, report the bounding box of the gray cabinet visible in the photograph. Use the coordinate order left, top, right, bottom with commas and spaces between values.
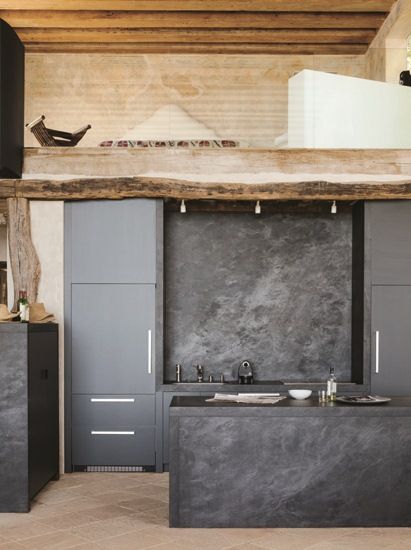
371, 286, 411, 396
367, 201, 411, 396
368, 201, 411, 285
65, 199, 161, 470
72, 395, 155, 466
70, 199, 156, 284
72, 284, 155, 394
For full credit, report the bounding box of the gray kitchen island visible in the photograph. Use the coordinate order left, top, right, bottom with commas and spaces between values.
169, 396, 411, 528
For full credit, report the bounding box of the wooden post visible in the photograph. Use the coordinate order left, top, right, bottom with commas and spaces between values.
7, 198, 41, 309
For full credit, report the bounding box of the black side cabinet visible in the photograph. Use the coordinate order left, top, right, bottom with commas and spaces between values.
0, 323, 59, 512
367, 201, 411, 395
0, 19, 24, 178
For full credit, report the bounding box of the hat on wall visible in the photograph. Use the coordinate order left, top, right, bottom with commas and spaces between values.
0, 304, 19, 322
29, 303, 55, 323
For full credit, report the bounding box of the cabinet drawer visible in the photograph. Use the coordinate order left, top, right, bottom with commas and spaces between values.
72, 395, 155, 427
72, 426, 155, 466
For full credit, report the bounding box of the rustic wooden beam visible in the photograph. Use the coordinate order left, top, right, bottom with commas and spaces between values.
24, 42, 369, 54
22, 148, 411, 179
7, 198, 41, 309
0, 1, 395, 12
0, 179, 16, 200
11, 176, 411, 201
0, 11, 387, 29
17, 28, 376, 45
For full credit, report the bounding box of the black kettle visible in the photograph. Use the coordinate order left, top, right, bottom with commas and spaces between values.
238, 360, 254, 384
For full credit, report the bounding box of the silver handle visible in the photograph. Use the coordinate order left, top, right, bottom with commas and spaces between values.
375, 330, 380, 373
91, 431, 135, 436
148, 329, 152, 374
90, 398, 135, 403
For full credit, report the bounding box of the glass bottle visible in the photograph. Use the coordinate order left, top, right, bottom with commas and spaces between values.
17, 290, 29, 322
326, 367, 337, 401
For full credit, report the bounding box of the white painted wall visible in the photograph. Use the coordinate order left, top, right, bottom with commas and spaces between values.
30, 201, 65, 472
288, 69, 411, 148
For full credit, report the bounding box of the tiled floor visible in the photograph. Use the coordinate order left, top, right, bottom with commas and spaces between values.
0, 473, 410, 550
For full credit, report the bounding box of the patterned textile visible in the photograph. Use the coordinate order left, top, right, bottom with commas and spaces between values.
99, 139, 239, 148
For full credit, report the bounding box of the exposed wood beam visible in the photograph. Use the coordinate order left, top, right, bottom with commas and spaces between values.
0, 1, 395, 12
7, 198, 41, 309
17, 28, 376, 44
24, 42, 369, 54
22, 148, 411, 180
8, 176, 411, 201
0, 11, 387, 29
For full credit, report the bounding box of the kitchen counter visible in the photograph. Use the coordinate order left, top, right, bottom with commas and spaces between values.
161, 381, 367, 392
169, 396, 411, 528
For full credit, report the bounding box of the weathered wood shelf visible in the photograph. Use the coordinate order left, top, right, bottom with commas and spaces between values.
2, 148, 411, 201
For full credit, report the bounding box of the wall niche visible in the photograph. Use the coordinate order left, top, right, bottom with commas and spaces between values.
164, 201, 365, 385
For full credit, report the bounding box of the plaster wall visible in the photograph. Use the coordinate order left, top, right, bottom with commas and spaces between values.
25, 53, 365, 148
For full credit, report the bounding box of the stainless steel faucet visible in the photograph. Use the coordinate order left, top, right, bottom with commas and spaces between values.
194, 364, 204, 383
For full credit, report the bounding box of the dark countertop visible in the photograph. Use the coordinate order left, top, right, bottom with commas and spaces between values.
170, 395, 411, 417
161, 381, 367, 393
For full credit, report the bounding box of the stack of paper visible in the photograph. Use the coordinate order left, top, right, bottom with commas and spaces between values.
206, 393, 286, 405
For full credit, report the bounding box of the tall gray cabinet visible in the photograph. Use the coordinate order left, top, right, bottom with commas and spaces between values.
65, 199, 162, 471
367, 201, 411, 395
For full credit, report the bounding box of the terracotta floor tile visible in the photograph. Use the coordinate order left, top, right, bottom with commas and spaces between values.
0, 542, 27, 550
68, 516, 148, 541
98, 530, 171, 550
18, 531, 87, 550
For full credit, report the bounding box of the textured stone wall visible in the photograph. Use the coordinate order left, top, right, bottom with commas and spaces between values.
164, 211, 352, 383
25, 53, 365, 148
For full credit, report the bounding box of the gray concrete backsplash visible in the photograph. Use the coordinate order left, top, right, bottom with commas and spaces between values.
164, 211, 352, 383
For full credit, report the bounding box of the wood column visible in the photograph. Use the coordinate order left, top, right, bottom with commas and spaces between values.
7, 198, 41, 309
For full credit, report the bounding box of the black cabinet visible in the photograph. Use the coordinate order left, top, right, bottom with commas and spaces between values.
371, 286, 411, 396
368, 201, 411, 285
0, 323, 59, 512
0, 20, 24, 178
367, 201, 411, 396
65, 199, 161, 470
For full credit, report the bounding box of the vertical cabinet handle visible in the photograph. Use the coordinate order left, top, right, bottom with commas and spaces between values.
375, 330, 380, 374
148, 329, 152, 374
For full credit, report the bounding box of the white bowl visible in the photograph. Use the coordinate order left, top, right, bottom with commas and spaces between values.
288, 389, 312, 400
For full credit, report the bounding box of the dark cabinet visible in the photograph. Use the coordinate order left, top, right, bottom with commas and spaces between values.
71, 284, 155, 394
0, 324, 59, 512
65, 199, 160, 470
367, 201, 411, 396
70, 199, 156, 284
371, 286, 411, 396
0, 20, 24, 178
368, 201, 411, 285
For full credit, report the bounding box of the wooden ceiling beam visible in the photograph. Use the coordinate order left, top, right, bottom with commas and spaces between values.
24, 42, 369, 54
16, 28, 376, 45
0, 1, 395, 13
0, 11, 387, 30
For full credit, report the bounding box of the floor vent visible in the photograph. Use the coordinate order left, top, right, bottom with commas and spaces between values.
72, 465, 156, 473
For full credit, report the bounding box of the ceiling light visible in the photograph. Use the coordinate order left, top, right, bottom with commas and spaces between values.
255, 201, 261, 215
180, 200, 186, 214
331, 201, 337, 214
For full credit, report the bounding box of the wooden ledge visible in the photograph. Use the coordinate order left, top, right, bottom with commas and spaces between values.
0, 176, 410, 201
0, 148, 408, 201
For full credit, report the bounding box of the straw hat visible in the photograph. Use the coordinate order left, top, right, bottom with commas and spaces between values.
29, 303, 55, 323
0, 304, 19, 322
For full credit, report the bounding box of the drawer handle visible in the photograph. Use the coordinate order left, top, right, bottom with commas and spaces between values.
90, 398, 135, 403
375, 330, 380, 374
91, 431, 135, 436
148, 329, 152, 374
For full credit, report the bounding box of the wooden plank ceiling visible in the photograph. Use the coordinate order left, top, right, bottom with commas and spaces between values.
0, 0, 395, 54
